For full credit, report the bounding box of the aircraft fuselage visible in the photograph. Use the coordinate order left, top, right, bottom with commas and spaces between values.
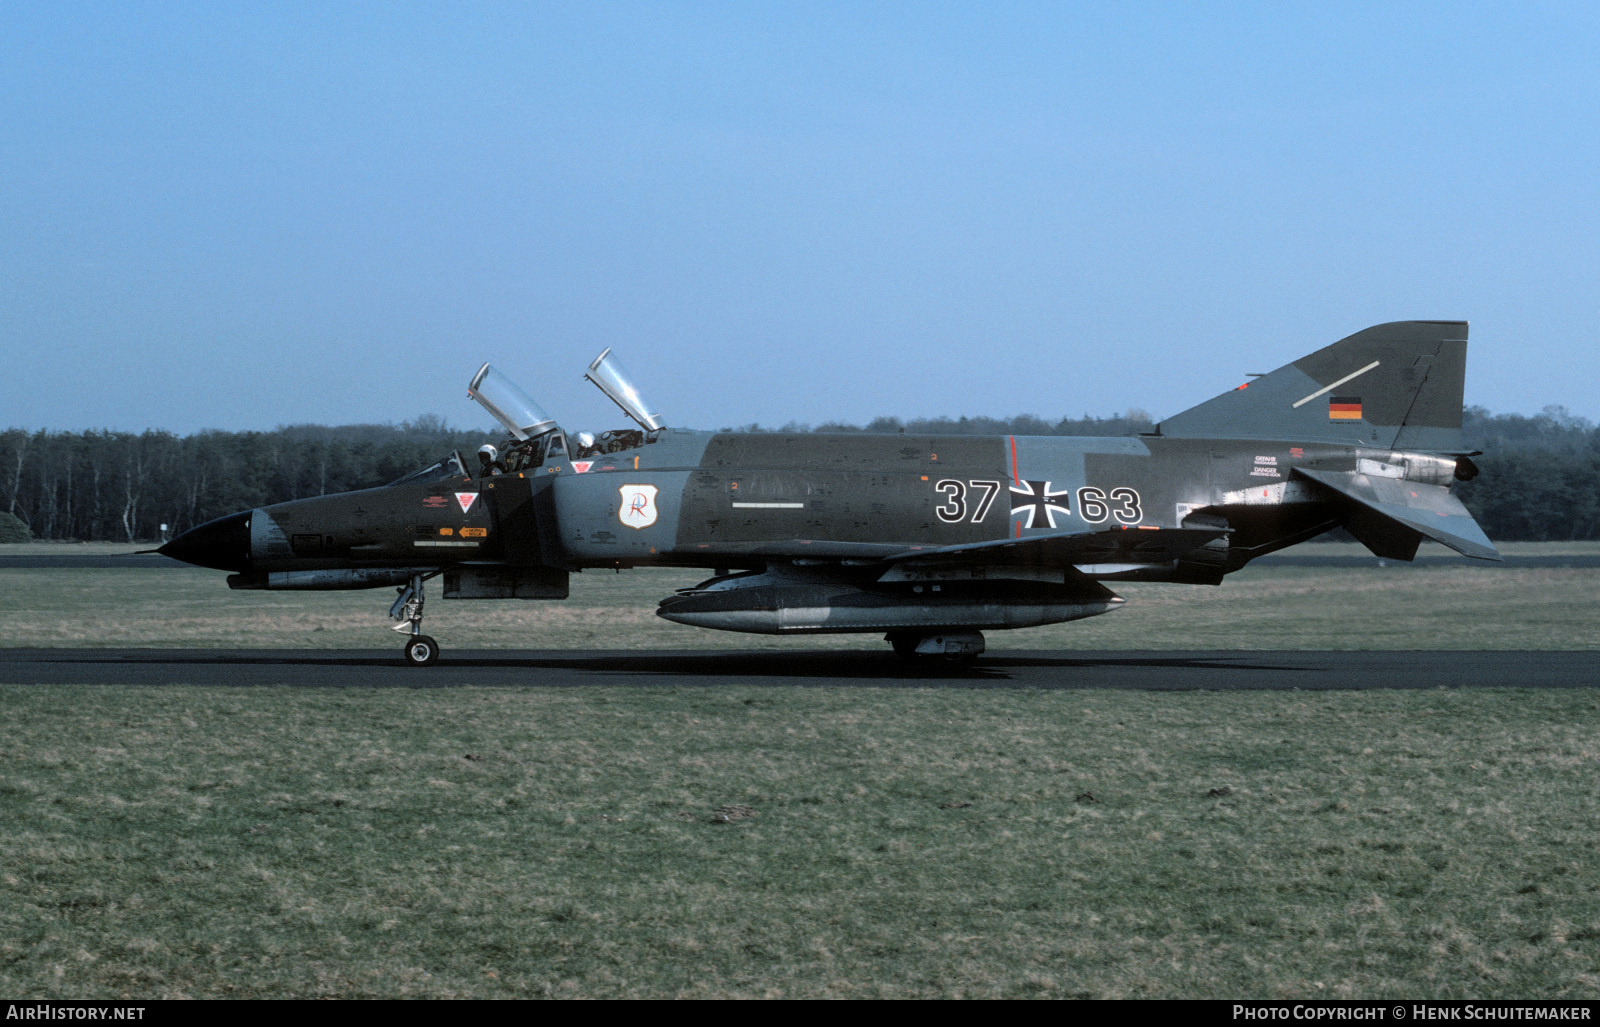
211, 429, 1456, 585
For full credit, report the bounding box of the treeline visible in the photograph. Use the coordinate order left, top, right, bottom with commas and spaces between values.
724, 410, 1158, 438
1452, 406, 1600, 541
1, 406, 1597, 542
0, 417, 495, 544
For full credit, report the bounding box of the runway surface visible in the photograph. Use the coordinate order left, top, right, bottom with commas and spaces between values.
1, 648, 1593, 689
1255, 554, 1600, 568
2, 553, 1597, 570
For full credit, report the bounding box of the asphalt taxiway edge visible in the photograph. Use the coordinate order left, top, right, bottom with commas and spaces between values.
0, 648, 1592, 689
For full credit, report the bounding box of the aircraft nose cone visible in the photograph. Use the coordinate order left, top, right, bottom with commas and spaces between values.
159, 510, 252, 572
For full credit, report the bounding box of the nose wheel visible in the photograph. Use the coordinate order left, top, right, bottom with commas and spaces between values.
390, 574, 442, 666
403, 634, 440, 667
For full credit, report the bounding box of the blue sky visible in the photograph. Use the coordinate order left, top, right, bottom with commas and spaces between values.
2, 2, 1597, 434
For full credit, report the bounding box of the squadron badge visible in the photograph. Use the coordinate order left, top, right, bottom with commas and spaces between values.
618, 484, 659, 529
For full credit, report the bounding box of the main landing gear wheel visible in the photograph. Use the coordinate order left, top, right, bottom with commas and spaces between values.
885, 630, 985, 666
403, 634, 440, 667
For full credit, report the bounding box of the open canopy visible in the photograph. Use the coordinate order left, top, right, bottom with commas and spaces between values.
585, 348, 664, 432
469, 364, 557, 440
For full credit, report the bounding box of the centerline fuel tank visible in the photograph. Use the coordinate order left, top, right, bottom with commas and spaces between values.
656, 564, 1124, 634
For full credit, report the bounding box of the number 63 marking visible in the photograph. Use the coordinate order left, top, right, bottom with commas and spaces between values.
1077, 486, 1142, 524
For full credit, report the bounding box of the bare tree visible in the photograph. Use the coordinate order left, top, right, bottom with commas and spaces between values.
121, 448, 143, 542
4, 430, 26, 517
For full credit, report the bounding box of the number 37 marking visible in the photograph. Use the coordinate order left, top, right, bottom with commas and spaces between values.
934, 479, 1001, 524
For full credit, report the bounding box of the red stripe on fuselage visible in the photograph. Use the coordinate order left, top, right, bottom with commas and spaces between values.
1010, 435, 1021, 537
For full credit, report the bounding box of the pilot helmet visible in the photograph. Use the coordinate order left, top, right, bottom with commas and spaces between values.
477, 444, 499, 465
574, 431, 596, 452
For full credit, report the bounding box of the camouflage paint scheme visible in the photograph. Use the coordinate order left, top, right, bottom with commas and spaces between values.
161, 321, 1499, 653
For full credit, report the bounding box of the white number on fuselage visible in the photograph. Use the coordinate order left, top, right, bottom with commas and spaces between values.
934, 479, 1003, 524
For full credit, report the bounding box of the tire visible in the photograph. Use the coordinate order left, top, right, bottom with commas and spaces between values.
403, 634, 440, 667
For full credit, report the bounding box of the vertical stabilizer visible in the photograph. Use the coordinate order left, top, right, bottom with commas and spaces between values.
1157, 321, 1468, 450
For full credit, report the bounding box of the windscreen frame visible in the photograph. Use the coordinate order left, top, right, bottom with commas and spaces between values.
388, 450, 470, 487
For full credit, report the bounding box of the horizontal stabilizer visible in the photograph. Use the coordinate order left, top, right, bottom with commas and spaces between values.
1294, 468, 1500, 561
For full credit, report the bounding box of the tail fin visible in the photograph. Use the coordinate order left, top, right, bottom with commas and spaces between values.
1157, 321, 1468, 450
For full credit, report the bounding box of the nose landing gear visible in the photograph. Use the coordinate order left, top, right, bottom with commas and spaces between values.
403, 634, 440, 667
391, 574, 440, 666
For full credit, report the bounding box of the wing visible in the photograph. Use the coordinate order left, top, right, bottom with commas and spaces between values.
884, 525, 1230, 570
678, 526, 1230, 577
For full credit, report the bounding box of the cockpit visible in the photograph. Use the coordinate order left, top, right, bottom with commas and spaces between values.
480, 431, 568, 475
464, 349, 665, 475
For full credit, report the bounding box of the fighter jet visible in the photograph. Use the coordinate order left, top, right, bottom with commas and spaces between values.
159, 321, 1498, 665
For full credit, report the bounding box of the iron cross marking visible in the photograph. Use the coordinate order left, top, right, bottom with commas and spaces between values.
1010, 480, 1072, 529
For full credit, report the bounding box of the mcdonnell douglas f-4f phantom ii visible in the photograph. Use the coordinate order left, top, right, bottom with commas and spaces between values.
159, 321, 1499, 665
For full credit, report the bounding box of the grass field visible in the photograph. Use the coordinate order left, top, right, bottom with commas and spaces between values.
2, 544, 1597, 998
2, 542, 1598, 651
2, 685, 1598, 999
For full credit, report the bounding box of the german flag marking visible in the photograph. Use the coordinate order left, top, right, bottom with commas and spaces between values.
1328, 395, 1362, 420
